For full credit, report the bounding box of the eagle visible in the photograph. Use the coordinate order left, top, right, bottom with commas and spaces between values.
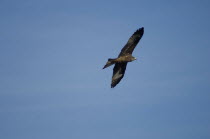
103, 27, 144, 88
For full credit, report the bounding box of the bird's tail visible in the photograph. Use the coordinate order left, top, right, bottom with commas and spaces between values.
103, 58, 116, 69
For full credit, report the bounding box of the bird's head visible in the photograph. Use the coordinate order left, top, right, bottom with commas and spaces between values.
131, 56, 137, 61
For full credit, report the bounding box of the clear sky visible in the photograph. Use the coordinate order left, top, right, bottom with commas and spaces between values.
0, 0, 210, 139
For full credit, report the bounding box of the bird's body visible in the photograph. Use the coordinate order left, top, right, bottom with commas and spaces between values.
103, 27, 144, 88
114, 55, 136, 62
103, 54, 135, 69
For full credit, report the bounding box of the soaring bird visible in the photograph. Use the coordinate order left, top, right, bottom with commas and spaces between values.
103, 27, 144, 88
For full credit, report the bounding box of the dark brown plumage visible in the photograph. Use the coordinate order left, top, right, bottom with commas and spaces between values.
103, 27, 144, 88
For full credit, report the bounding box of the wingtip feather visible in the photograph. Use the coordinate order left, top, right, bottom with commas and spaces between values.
136, 27, 144, 33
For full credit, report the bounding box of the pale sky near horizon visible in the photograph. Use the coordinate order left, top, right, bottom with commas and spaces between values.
0, 0, 210, 139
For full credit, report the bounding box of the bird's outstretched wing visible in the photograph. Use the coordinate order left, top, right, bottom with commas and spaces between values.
119, 27, 144, 57
111, 63, 127, 88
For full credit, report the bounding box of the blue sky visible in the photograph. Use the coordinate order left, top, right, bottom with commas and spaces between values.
0, 0, 210, 139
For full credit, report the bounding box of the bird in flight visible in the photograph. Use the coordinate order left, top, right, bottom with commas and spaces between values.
103, 27, 144, 88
